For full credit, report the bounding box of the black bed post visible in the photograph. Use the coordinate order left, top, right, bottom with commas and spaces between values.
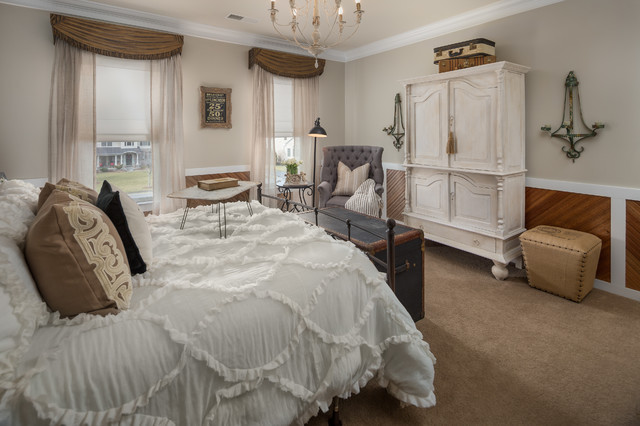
386, 218, 396, 293
257, 183, 262, 204
328, 396, 342, 426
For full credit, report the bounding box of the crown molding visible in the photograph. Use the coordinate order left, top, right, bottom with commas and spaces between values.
1, 0, 561, 63
0, 0, 348, 61
342, 0, 564, 61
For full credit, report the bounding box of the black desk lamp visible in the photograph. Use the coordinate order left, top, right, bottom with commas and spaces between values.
307, 117, 327, 207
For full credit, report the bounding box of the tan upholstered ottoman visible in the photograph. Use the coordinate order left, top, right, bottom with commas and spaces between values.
519, 226, 601, 302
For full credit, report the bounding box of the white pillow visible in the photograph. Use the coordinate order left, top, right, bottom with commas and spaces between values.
332, 161, 370, 196
0, 286, 20, 353
0, 179, 40, 246
110, 184, 153, 265
0, 235, 47, 358
0, 236, 40, 299
345, 179, 383, 217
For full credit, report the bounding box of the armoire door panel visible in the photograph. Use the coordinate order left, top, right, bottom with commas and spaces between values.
449, 80, 497, 170
450, 174, 496, 231
411, 172, 449, 220
410, 82, 448, 166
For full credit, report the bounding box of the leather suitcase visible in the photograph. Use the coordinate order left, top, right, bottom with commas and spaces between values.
433, 38, 495, 64
439, 55, 496, 73
298, 207, 425, 321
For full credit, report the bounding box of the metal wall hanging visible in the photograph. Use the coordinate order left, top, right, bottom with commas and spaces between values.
383, 93, 405, 151
541, 71, 604, 162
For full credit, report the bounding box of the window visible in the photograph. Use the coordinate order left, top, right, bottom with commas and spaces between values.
274, 76, 295, 182
95, 56, 152, 208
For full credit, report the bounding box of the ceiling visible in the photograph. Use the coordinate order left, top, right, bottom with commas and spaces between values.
86, 0, 497, 50
4, 0, 562, 61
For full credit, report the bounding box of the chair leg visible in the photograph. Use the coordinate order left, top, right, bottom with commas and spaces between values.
328, 396, 342, 426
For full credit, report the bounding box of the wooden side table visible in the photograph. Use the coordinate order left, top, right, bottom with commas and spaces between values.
167, 181, 259, 236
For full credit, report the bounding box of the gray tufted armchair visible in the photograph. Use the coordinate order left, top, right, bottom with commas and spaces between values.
317, 145, 384, 208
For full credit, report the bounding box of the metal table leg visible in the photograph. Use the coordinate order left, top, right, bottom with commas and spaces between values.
179, 207, 190, 230
217, 202, 222, 238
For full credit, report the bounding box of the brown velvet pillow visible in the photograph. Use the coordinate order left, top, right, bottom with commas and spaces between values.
37, 178, 98, 211
25, 190, 132, 318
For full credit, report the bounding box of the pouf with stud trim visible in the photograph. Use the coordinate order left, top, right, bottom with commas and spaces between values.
519, 226, 601, 302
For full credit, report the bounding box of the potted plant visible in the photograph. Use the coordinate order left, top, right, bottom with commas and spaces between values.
283, 158, 305, 183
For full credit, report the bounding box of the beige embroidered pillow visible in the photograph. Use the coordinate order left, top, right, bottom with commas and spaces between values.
37, 178, 98, 211
332, 161, 371, 196
345, 179, 383, 217
25, 190, 132, 318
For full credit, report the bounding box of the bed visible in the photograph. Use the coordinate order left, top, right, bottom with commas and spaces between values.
0, 179, 436, 425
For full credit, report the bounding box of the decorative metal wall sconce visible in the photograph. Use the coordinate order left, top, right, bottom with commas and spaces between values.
541, 71, 605, 162
383, 93, 405, 151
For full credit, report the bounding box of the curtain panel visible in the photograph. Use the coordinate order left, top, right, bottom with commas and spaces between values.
250, 66, 277, 206
151, 55, 185, 215
249, 48, 325, 78
50, 14, 183, 60
49, 41, 96, 187
293, 77, 320, 204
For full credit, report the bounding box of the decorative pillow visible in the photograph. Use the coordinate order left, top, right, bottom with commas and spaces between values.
345, 179, 383, 217
108, 182, 153, 266
25, 190, 132, 318
332, 161, 370, 196
37, 178, 98, 211
97, 181, 147, 275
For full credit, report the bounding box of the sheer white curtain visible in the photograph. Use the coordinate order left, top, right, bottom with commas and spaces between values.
151, 55, 185, 215
250, 66, 277, 205
49, 41, 96, 187
293, 76, 320, 202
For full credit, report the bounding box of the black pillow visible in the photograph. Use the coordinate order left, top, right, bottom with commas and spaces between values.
96, 180, 147, 275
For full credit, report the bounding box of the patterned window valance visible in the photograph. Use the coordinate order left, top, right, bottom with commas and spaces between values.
50, 14, 183, 60
249, 48, 325, 78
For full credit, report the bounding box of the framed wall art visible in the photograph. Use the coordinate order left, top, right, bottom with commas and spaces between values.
200, 86, 232, 129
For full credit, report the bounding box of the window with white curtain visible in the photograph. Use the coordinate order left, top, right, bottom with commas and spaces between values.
95, 55, 152, 207
274, 76, 295, 182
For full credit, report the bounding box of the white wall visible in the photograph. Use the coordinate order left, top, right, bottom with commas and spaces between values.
0, 3, 345, 180
1, 0, 637, 188
345, 0, 640, 189
0, 6, 53, 180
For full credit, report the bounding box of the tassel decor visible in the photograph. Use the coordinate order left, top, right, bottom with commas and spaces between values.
446, 131, 456, 154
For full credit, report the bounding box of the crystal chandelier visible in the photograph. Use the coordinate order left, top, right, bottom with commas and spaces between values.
269, 0, 364, 67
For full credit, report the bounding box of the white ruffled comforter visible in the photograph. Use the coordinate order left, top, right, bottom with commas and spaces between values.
1, 200, 436, 425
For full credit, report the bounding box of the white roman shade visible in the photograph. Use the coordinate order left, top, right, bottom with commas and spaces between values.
96, 55, 150, 141
273, 76, 293, 138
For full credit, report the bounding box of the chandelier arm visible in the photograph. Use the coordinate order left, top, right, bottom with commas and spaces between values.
271, 19, 315, 51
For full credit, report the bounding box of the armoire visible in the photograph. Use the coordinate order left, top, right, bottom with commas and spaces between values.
402, 61, 530, 280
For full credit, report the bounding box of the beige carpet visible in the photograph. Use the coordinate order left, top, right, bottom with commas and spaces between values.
308, 245, 640, 425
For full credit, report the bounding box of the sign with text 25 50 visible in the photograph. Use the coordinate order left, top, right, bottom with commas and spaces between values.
200, 87, 232, 129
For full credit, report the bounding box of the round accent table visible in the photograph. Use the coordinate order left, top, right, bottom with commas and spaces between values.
276, 182, 314, 212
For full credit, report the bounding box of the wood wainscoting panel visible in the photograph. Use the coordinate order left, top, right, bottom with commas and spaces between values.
525, 187, 611, 282
626, 200, 640, 291
386, 169, 406, 221
185, 172, 251, 208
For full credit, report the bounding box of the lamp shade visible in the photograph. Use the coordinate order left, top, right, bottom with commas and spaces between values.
308, 117, 327, 138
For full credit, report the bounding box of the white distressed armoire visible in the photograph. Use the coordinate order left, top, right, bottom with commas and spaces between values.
402, 61, 529, 280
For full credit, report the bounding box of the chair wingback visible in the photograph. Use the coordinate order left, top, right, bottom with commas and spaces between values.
320, 145, 384, 191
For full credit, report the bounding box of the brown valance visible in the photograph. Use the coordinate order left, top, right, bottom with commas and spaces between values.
50, 14, 183, 60
249, 48, 325, 78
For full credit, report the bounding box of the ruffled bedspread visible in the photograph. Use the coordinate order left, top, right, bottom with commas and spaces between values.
1, 200, 435, 425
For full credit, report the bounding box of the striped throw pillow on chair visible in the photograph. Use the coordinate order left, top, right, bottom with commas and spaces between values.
345, 179, 383, 217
